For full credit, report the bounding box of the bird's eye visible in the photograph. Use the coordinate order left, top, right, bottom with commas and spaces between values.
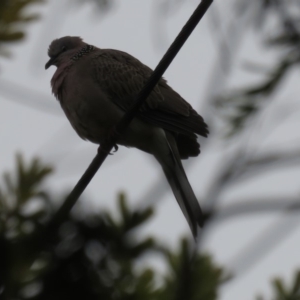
61, 46, 66, 52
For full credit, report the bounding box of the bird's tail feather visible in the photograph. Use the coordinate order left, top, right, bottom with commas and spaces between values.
158, 133, 203, 238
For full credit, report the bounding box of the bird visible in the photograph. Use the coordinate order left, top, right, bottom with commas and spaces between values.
45, 36, 208, 238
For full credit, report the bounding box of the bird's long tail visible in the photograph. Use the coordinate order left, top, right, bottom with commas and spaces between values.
155, 132, 204, 238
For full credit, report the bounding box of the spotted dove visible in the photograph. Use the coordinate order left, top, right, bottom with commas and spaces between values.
45, 36, 209, 238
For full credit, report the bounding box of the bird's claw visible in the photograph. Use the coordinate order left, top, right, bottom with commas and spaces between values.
98, 144, 118, 155
98, 127, 119, 155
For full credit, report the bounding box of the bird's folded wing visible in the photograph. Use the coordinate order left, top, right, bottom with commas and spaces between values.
92, 49, 208, 137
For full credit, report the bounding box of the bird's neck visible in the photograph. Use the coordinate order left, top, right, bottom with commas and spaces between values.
71, 44, 94, 62
51, 44, 94, 100
51, 61, 72, 100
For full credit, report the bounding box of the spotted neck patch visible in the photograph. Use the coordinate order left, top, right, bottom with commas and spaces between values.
71, 44, 94, 61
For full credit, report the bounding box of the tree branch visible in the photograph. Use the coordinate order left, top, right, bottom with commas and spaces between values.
209, 197, 300, 223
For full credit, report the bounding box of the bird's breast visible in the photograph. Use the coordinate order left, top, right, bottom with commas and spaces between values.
57, 68, 125, 144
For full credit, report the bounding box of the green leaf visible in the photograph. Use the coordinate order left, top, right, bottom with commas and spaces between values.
0, 0, 44, 59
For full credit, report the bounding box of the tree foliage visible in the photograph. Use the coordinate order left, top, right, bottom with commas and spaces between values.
0, 0, 43, 57
0, 155, 227, 300
213, 0, 300, 136
257, 271, 300, 300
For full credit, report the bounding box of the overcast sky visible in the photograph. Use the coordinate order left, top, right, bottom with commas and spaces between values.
1, 1, 300, 299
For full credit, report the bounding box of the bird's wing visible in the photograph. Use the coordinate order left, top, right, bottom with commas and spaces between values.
91, 48, 208, 137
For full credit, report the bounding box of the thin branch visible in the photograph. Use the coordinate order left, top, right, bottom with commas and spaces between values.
209, 197, 300, 223
207, 149, 300, 196
200, 196, 300, 277
202, 149, 300, 214
225, 213, 300, 277
40, 0, 213, 238
237, 149, 300, 180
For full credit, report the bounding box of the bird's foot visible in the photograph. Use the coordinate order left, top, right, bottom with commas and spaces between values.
98, 144, 118, 155
113, 144, 119, 152
98, 127, 120, 155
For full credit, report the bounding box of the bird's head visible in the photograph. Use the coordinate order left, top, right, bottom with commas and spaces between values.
45, 36, 85, 69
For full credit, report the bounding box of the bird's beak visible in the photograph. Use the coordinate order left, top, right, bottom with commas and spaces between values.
45, 57, 56, 69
